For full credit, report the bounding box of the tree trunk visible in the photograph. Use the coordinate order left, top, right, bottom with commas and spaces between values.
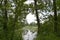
53, 0, 57, 33
34, 0, 40, 34
3, 0, 8, 40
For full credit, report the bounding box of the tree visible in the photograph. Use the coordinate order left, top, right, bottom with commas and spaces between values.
3, 0, 8, 40
53, 0, 57, 33
10, 0, 27, 40
34, 0, 40, 35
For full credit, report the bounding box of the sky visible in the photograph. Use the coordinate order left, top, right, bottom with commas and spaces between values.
25, 0, 36, 24
10, 0, 36, 24
24, 0, 34, 4
25, 0, 47, 24
26, 13, 36, 24
11, 0, 54, 24
25, 0, 54, 24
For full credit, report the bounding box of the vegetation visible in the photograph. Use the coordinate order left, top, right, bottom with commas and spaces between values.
0, 0, 60, 40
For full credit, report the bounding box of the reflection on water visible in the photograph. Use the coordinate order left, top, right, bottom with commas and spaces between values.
22, 29, 37, 40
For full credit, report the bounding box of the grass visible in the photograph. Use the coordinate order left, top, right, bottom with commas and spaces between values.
22, 26, 38, 32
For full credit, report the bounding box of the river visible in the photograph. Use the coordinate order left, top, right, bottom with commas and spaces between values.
22, 29, 37, 40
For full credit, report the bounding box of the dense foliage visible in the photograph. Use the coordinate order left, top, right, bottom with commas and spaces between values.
0, 0, 60, 40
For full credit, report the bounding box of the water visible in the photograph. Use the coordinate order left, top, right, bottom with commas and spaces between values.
22, 29, 37, 40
